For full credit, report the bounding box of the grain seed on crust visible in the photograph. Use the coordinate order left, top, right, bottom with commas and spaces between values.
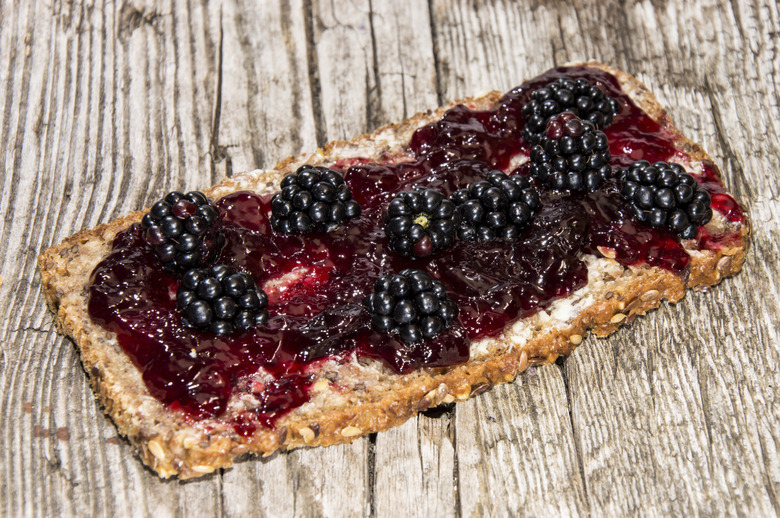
341, 426, 362, 438
519, 350, 529, 372
717, 256, 733, 274
299, 426, 316, 443
640, 290, 659, 301
610, 313, 627, 323
597, 246, 617, 259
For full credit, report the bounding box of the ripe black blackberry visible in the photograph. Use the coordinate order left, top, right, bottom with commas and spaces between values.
617, 160, 713, 239
450, 170, 540, 241
141, 190, 224, 273
270, 165, 361, 233
177, 265, 269, 335
365, 269, 458, 344
384, 188, 458, 258
529, 112, 612, 192
522, 77, 620, 146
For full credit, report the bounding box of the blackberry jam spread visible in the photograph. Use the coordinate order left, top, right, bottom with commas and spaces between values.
88, 66, 743, 429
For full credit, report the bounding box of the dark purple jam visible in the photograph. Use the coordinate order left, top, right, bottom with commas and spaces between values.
698, 160, 745, 224
88, 66, 740, 428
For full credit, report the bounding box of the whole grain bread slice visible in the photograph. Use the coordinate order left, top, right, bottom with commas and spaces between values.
38, 62, 749, 479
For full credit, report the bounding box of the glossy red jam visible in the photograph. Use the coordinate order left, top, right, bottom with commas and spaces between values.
88, 66, 740, 427
697, 160, 745, 224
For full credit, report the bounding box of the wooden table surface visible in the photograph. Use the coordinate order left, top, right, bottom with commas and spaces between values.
2, 0, 779, 516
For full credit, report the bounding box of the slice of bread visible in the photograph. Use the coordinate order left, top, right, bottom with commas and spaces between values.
38, 62, 749, 479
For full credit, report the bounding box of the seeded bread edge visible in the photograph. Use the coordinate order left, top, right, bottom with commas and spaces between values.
37, 62, 749, 478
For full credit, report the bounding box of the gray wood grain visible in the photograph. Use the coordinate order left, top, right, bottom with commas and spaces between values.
1, 0, 779, 516
456, 367, 588, 517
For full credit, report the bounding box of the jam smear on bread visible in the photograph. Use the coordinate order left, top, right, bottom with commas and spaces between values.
87, 66, 743, 430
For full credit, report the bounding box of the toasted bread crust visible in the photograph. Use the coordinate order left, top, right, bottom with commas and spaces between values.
38, 62, 748, 478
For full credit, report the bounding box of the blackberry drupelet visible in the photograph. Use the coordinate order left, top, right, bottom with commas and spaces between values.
450, 170, 540, 241
177, 265, 269, 335
529, 112, 612, 192
617, 160, 713, 239
270, 165, 361, 233
384, 188, 458, 258
141, 190, 224, 273
522, 77, 620, 146
365, 269, 458, 344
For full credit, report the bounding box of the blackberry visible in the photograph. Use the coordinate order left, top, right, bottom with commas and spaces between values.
617, 160, 713, 239
529, 112, 612, 192
364, 269, 458, 344
177, 265, 269, 335
141, 191, 224, 272
270, 165, 360, 233
450, 170, 540, 241
522, 77, 619, 145
384, 188, 458, 258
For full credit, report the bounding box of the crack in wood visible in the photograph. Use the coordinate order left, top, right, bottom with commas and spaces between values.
367, 433, 377, 518
9, 325, 54, 335
0, 3, 35, 262
209, 5, 228, 175
421, 402, 455, 419
87, 1, 111, 224
703, 76, 750, 201
366, 0, 383, 131
749, 395, 780, 515
426, 0, 445, 106
216, 468, 226, 518
393, 9, 409, 122
118, 3, 160, 41
693, 355, 716, 480
279, 1, 304, 155
559, 361, 591, 514
453, 406, 462, 518
303, 0, 327, 147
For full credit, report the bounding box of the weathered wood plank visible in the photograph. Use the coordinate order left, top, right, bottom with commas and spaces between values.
374, 412, 458, 518
361, 2, 460, 517
428, 0, 780, 516
310, 0, 375, 141
0, 0, 226, 515
428, 3, 594, 517
215, 0, 318, 175
554, 0, 780, 514
456, 367, 588, 517
218, 3, 447, 516
365, 1, 440, 124
222, 442, 370, 518
217, 1, 374, 515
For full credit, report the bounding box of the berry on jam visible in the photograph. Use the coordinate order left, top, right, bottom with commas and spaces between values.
177, 265, 269, 335
521, 77, 620, 146
365, 269, 458, 344
141, 190, 224, 272
270, 165, 360, 233
529, 112, 612, 192
617, 160, 713, 239
384, 188, 458, 258
450, 169, 540, 241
